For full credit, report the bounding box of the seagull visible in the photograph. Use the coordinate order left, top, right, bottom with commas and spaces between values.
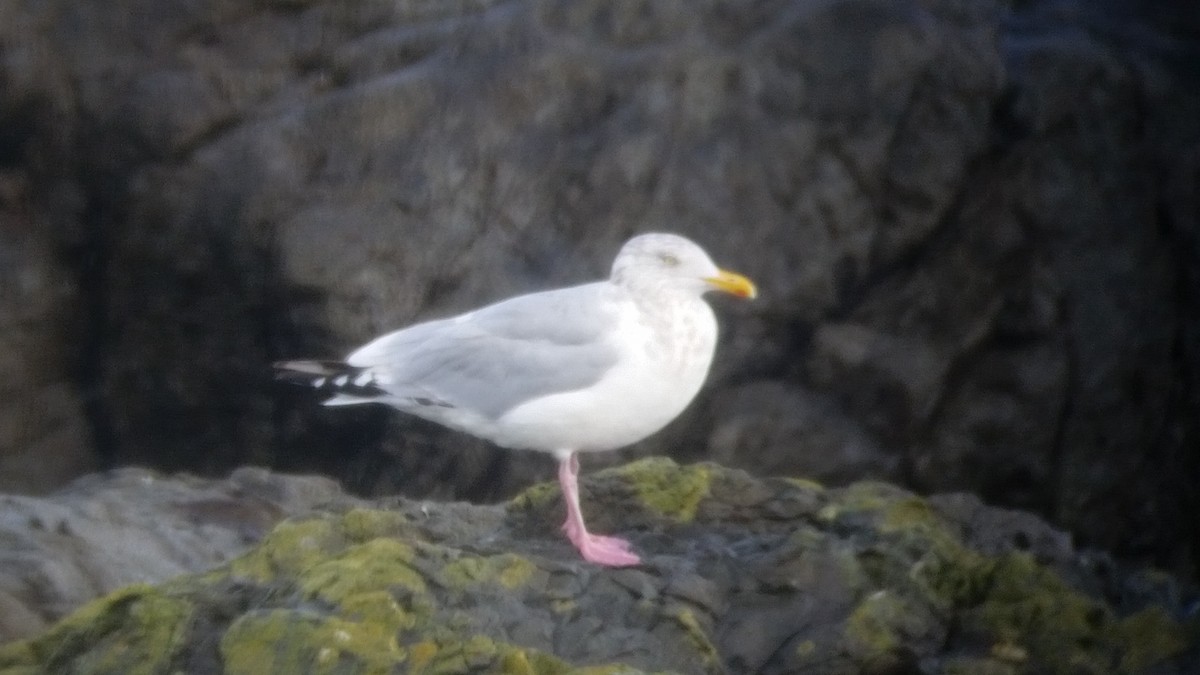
275, 232, 756, 566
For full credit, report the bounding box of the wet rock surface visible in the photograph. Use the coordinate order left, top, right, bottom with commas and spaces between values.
0, 459, 1195, 673
0, 466, 354, 643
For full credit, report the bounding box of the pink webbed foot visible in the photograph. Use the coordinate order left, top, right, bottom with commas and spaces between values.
557, 451, 641, 567
564, 526, 641, 567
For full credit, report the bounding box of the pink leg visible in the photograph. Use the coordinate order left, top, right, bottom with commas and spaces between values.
557, 451, 640, 567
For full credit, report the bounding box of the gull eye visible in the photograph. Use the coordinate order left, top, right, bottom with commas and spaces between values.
658, 252, 680, 267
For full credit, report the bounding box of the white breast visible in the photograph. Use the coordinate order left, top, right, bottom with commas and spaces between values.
490, 292, 718, 453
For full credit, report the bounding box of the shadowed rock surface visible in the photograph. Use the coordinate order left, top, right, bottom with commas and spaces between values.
0, 459, 1195, 673
0, 0, 1197, 582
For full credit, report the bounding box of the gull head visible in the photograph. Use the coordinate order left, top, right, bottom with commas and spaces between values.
611, 232, 757, 299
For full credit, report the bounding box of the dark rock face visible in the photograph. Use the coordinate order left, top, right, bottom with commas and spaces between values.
0, 0, 1197, 584
0, 460, 1194, 673
0, 199, 93, 494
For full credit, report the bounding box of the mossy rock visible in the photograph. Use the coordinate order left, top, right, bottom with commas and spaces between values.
1, 459, 1194, 674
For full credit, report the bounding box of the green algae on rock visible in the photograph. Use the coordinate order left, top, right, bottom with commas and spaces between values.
508, 457, 714, 524
0, 585, 192, 675
441, 554, 537, 591
220, 608, 404, 675
1, 460, 1194, 674
611, 458, 713, 522
815, 481, 1197, 674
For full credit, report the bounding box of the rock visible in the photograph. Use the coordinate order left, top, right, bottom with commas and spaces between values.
983, 0, 1200, 577
0, 159, 93, 494
0, 0, 1198, 586
703, 381, 901, 485
0, 459, 1194, 673
0, 466, 353, 643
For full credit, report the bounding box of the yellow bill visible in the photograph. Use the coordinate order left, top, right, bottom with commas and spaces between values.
704, 269, 757, 299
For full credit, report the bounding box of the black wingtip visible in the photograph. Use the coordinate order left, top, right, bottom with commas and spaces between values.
273, 359, 389, 397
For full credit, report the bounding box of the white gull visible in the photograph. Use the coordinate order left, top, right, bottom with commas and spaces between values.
276, 232, 756, 566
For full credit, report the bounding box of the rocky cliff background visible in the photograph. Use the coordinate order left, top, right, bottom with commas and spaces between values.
1, 0, 1197, 588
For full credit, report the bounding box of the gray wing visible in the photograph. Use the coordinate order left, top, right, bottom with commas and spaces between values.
346, 282, 623, 418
